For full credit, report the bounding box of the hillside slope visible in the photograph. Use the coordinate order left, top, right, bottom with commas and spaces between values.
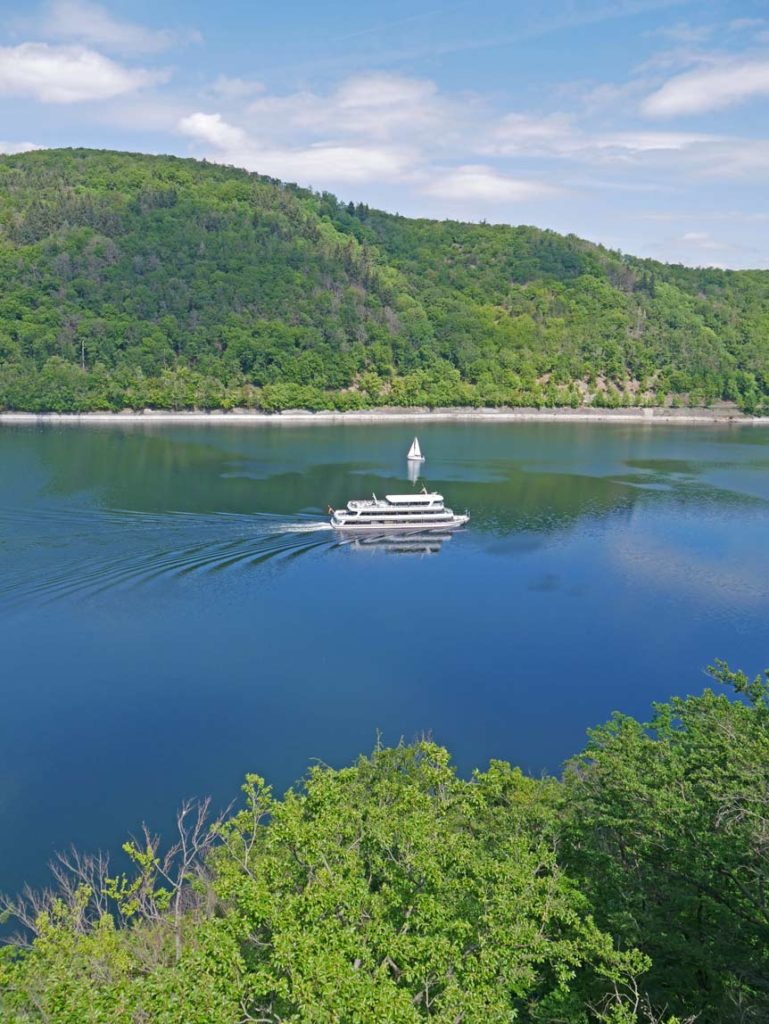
0, 148, 767, 412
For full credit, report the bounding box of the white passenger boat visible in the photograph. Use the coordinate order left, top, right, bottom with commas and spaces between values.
330, 491, 468, 532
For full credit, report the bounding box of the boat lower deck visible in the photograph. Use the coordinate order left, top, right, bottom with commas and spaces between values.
331, 515, 468, 532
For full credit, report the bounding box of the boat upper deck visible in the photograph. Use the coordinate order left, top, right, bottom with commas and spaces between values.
386, 493, 440, 504
346, 492, 443, 511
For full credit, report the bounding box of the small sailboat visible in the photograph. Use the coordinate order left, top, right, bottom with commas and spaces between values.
406, 437, 425, 462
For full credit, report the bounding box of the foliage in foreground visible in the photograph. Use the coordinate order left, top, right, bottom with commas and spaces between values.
2, 664, 768, 1023
1, 149, 768, 414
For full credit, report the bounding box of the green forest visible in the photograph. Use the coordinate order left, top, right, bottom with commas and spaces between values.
1, 148, 768, 414
2, 662, 769, 1023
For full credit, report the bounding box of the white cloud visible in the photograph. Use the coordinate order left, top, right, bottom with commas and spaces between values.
179, 112, 248, 150
642, 59, 769, 116
482, 108, 769, 183
642, 227, 758, 268
0, 140, 41, 154
681, 230, 725, 251
423, 165, 559, 202
176, 73, 481, 189
0, 43, 168, 103
693, 138, 769, 178
207, 76, 265, 100
41, 0, 199, 54
642, 210, 769, 223
91, 94, 189, 132
648, 21, 713, 45
175, 64, 769, 206
596, 131, 712, 152
485, 113, 716, 163
266, 144, 415, 184
575, 79, 648, 115
597, 134, 769, 180
487, 113, 575, 156
335, 72, 436, 110
245, 72, 478, 146
728, 18, 767, 33
177, 110, 415, 185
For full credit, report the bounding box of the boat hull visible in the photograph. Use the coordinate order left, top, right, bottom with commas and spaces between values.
331, 514, 468, 532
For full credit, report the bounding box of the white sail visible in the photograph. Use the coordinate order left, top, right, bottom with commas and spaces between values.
407, 437, 424, 461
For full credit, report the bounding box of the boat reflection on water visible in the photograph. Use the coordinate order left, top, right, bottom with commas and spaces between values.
407, 459, 421, 485
341, 530, 452, 556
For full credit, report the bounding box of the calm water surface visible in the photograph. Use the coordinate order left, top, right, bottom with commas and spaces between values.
2, 421, 769, 892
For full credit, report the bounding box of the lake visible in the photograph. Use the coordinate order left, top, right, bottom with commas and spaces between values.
2, 420, 769, 895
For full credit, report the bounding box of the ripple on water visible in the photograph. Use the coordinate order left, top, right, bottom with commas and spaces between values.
0, 506, 335, 608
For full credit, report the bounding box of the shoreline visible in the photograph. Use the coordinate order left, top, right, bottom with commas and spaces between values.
1, 406, 768, 427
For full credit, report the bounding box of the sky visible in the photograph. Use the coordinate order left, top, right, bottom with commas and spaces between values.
0, 0, 768, 268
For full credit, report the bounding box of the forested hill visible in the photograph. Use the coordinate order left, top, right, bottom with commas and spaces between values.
1, 147, 768, 413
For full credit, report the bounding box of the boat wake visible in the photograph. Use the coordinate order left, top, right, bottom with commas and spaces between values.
276, 522, 334, 533
0, 506, 335, 608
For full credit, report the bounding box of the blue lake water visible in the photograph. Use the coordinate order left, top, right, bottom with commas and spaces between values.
2, 420, 769, 894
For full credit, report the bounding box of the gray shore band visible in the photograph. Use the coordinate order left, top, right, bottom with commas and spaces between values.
1, 406, 768, 426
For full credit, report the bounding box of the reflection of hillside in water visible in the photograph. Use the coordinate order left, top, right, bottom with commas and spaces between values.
24, 425, 766, 546
4, 424, 769, 620
31, 428, 637, 536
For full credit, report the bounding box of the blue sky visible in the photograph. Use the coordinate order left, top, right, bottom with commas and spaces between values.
1, 0, 768, 268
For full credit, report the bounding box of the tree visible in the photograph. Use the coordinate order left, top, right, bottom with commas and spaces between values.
1, 744, 654, 1024
563, 663, 769, 1023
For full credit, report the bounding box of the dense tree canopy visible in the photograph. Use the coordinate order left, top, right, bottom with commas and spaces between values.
564, 662, 769, 1023
0, 149, 768, 413
2, 665, 769, 1022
